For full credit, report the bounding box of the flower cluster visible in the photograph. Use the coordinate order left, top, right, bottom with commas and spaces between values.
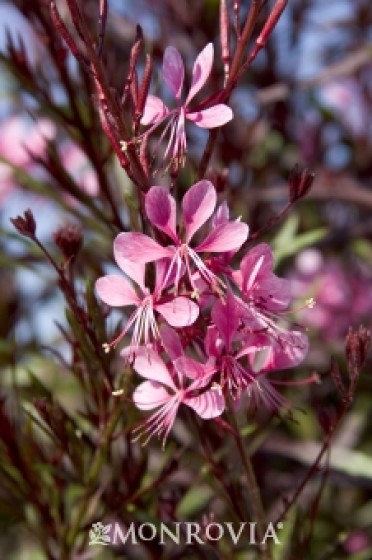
96, 181, 309, 445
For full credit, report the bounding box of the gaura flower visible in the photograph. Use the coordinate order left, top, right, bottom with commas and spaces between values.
233, 243, 311, 348
132, 348, 224, 446
117, 180, 248, 294
140, 43, 233, 167
95, 237, 199, 353
206, 291, 259, 398
207, 291, 300, 397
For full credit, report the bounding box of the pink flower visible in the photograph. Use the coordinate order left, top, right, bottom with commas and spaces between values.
140, 44, 233, 166
95, 236, 199, 353
117, 180, 249, 293
207, 291, 308, 406
60, 142, 99, 196
290, 249, 372, 341
206, 292, 257, 398
319, 79, 370, 139
132, 348, 225, 446
0, 116, 56, 204
233, 243, 304, 345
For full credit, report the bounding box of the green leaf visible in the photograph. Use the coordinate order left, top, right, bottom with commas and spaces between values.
176, 485, 214, 519
272, 508, 297, 560
273, 213, 299, 249
264, 437, 372, 479
274, 228, 328, 264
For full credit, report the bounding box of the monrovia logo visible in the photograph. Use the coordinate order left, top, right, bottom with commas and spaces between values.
89, 522, 112, 546
88, 521, 284, 547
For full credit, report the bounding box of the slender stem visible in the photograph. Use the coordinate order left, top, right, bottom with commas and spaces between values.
274, 409, 346, 526
65, 401, 122, 550
238, 201, 292, 257
227, 399, 270, 560
228, 0, 262, 84
197, 1, 263, 178
188, 411, 246, 521
33, 237, 112, 386
197, 129, 219, 179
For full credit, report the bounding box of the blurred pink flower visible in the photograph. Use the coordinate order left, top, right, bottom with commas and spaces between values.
291, 249, 372, 341
343, 531, 370, 554
319, 79, 370, 139
0, 115, 100, 205
0, 116, 55, 203
60, 142, 99, 197
140, 44, 233, 166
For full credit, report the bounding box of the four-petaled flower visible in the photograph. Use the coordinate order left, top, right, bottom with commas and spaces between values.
96, 241, 199, 353
117, 180, 249, 295
131, 344, 224, 446
140, 44, 233, 168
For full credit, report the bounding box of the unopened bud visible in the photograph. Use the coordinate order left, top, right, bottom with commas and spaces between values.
10, 209, 36, 239
53, 223, 82, 260
330, 356, 345, 397
345, 326, 371, 371
289, 164, 315, 203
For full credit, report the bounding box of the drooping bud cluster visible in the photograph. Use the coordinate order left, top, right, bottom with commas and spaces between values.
96, 181, 310, 445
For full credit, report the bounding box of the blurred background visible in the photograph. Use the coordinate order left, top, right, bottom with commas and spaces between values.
0, 1, 371, 559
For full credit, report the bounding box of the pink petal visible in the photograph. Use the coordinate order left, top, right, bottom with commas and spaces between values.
133, 381, 171, 410
145, 186, 178, 242
186, 43, 214, 104
182, 180, 216, 242
154, 255, 185, 293
165, 109, 186, 161
259, 274, 291, 311
114, 234, 146, 291
263, 331, 309, 371
240, 243, 273, 290
212, 291, 239, 350
160, 325, 183, 360
236, 334, 272, 359
133, 349, 176, 389
115, 232, 173, 263
204, 325, 223, 358
95, 275, 140, 307
187, 104, 233, 128
184, 388, 225, 419
174, 356, 208, 380
155, 296, 199, 327
141, 95, 169, 125
240, 243, 290, 309
195, 221, 248, 253
162, 46, 184, 101
212, 201, 230, 228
